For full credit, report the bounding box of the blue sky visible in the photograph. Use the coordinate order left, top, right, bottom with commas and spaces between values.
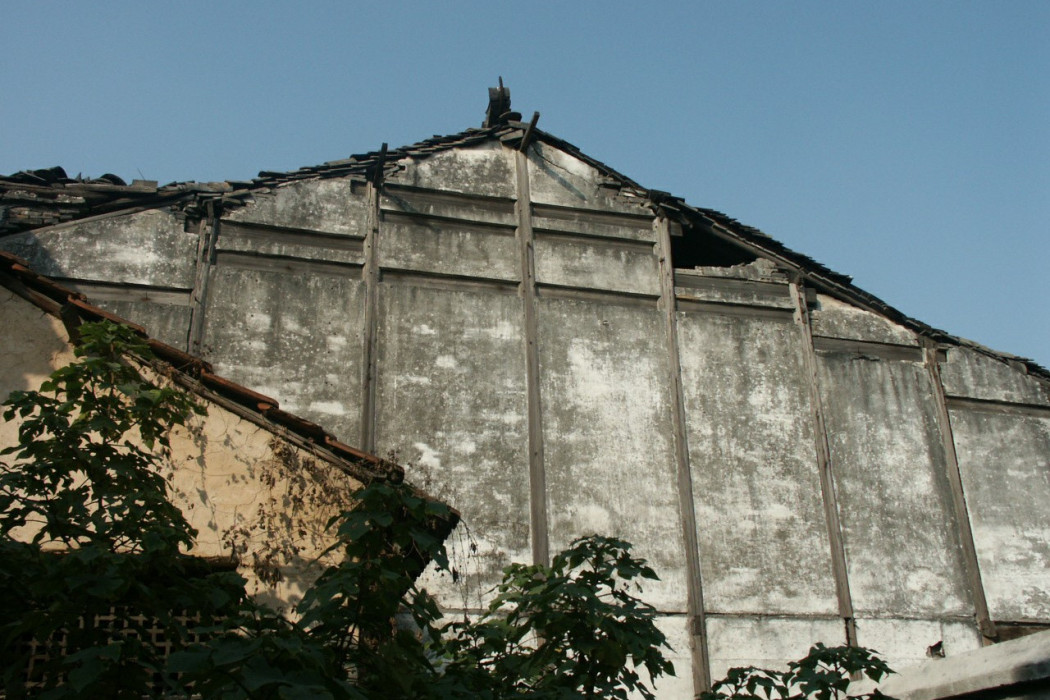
3, 1, 1048, 366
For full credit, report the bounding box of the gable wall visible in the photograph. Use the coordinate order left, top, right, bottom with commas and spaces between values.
3, 138, 1049, 695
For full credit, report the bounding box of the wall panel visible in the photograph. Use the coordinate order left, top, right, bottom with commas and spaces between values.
201, 262, 364, 442
678, 310, 838, 615
950, 408, 1050, 621
537, 296, 687, 611
817, 352, 970, 617
374, 282, 530, 606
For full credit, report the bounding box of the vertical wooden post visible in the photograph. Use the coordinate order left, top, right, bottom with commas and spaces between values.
188, 200, 218, 356
923, 342, 997, 642
360, 180, 382, 454
655, 216, 711, 692
790, 281, 858, 646
513, 147, 550, 567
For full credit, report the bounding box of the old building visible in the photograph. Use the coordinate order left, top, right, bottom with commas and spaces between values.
2, 87, 1048, 695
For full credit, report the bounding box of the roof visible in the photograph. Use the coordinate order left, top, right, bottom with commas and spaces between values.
2, 115, 1046, 381
0, 249, 410, 487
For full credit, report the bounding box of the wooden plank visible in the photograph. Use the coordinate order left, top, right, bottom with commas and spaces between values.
924, 343, 997, 642
379, 268, 519, 295
379, 208, 517, 234
945, 395, 1050, 418
360, 181, 382, 453
790, 281, 858, 646
515, 149, 550, 568
213, 250, 362, 278
535, 283, 659, 307
189, 205, 218, 355
657, 216, 712, 692
219, 220, 366, 250
812, 335, 930, 362
61, 281, 191, 306
532, 228, 657, 252
676, 297, 795, 321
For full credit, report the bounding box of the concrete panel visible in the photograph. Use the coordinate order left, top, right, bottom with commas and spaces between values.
939, 347, 1050, 406
678, 311, 838, 615
374, 282, 530, 605
950, 408, 1050, 621
224, 177, 368, 235
201, 263, 364, 442
817, 352, 971, 617
391, 141, 516, 199
853, 618, 982, 671
538, 297, 687, 611
217, 221, 364, 265
810, 295, 918, 346
534, 234, 659, 295
379, 218, 519, 281
642, 616, 695, 699
1, 209, 197, 288
526, 141, 652, 216
706, 615, 846, 682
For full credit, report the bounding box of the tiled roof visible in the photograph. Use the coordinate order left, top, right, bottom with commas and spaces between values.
0, 249, 415, 488
2, 123, 1046, 379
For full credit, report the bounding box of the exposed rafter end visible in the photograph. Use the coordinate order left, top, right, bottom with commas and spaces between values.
370, 143, 388, 186
518, 112, 540, 152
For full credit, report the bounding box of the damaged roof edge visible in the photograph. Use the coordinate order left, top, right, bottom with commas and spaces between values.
0, 250, 467, 522
2, 125, 1045, 380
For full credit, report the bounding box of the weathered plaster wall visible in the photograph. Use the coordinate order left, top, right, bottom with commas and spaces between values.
950, 408, 1050, 621
678, 310, 837, 616
526, 141, 649, 216
201, 263, 366, 442
393, 141, 516, 199
167, 396, 365, 607
817, 352, 970, 616
706, 616, 846, 682
940, 346, 1050, 406
374, 281, 531, 606
538, 295, 687, 611
1, 210, 197, 349
810, 294, 918, 346
224, 177, 368, 235
1, 209, 196, 288
853, 618, 982, 672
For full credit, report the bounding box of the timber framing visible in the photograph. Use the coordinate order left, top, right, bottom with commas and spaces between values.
657, 216, 712, 690
791, 280, 858, 647
514, 148, 550, 568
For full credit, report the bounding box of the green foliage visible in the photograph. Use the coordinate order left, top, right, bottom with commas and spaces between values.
701, 643, 895, 700
436, 535, 674, 699
0, 321, 244, 697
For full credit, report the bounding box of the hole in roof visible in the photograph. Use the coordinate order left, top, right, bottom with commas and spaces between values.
670, 223, 758, 269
